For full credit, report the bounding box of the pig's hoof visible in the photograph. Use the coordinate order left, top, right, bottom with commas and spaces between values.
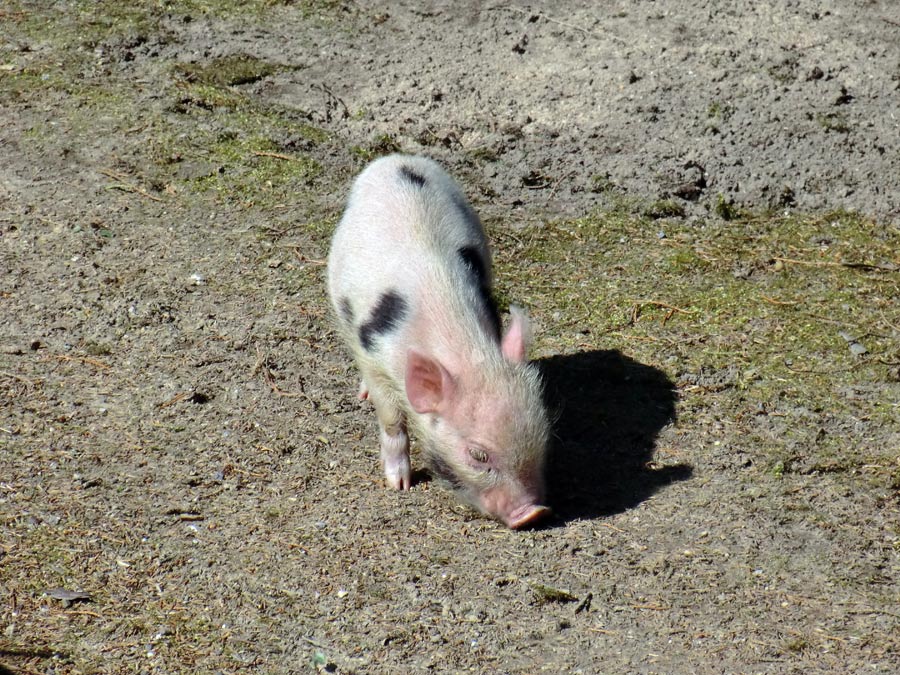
357, 379, 369, 400
505, 504, 551, 530
384, 461, 412, 491
380, 428, 410, 490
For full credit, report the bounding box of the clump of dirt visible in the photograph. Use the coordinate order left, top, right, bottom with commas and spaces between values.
1, 2, 898, 674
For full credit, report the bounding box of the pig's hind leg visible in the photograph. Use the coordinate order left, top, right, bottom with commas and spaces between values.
368, 385, 412, 491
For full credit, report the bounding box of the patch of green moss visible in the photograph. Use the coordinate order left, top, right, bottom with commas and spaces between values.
816, 112, 851, 133
707, 101, 733, 121
714, 194, 742, 220
2, 525, 75, 593
644, 199, 686, 220
530, 582, 579, 605
495, 204, 899, 481
350, 134, 402, 162
173, 55, 283, 88
666, 248, 707, 272
186, 131, 323, 205
466, 146, 501, 163
590, 174, 618, 194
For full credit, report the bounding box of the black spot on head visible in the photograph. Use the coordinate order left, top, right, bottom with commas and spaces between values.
458, 246, 501, 339
359, 290, 408, 351
399, 165, 427, 187
481, 294, 501, 339
452, 193, 483, 236
427, 453, 465, 490
458, 246, 488, 287
338, 297, 354, 325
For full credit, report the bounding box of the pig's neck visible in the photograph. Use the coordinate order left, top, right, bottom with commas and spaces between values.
411, 299, 499, 377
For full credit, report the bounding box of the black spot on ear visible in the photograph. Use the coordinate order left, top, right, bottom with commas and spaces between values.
399, 165, 427, 187
359, 290, 408, 351
339, 297, 354, 325
458, 246, 501, 339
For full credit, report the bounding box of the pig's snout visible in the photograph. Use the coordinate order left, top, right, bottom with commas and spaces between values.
479, 487, 551, 529
505, 503, 552, 530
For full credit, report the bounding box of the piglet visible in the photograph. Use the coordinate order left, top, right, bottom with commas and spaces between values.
327, 154, 550, 529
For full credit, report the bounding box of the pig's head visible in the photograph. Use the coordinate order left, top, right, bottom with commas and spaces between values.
404, 308, 551, 529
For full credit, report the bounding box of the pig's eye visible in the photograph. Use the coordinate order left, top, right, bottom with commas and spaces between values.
467, 446, 489, 464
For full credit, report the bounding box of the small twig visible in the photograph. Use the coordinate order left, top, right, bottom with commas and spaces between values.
784, 360, 861, 375
265, 371, 303, 398
255, 345, 312, 401
99, 169, 163, 202
63, 609, 103, 619
635, 300, 696, 314
47, 354, 111, 369
316, 82, 350, 120
290, 248, 326, 265
0, 370, 37, 385
845, 607, 900, 620
548, 170, 576, 200
882, 16, 900, 28
158, 392, 191, 408
252, 150, 298, 162
631, 300, 696, 326
773, 256, 895, 272
608, 331, 679, 346
598, 522, 625, 534
816, 632, 850, 643
261, 222, 311, 237
661, 308, 675, 326
491, 228, 526, 248
9, 665, 45, 675
761, 295, 800, 306
798, 313, 892, 338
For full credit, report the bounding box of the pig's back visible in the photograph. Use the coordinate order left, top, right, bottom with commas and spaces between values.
327, 155, 497, 356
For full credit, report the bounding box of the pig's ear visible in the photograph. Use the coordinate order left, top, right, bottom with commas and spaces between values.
405, 349, 455, 414
500, 305, 532, 363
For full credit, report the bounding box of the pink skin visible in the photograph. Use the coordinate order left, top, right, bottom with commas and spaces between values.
506, 504, 552, 529
478, 486, 551, 529
330, 155, 552, 529
380, 427, 411, 491
404, 310, 550, 529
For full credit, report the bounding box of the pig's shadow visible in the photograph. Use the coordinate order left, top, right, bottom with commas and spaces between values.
536, 349, 691, 523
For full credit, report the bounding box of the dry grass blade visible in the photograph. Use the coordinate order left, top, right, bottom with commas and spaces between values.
99, 168, 163, 202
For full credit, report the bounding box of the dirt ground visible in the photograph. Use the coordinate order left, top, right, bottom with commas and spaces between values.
1, 1, 899, 674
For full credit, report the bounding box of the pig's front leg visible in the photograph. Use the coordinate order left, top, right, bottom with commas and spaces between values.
370, 389, 411, 490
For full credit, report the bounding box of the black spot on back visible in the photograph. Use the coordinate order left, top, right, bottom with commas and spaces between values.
338, 297, 354, 325
399, 165, 427, 187
359, 290, 408, 351
458, 246, 501, 339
